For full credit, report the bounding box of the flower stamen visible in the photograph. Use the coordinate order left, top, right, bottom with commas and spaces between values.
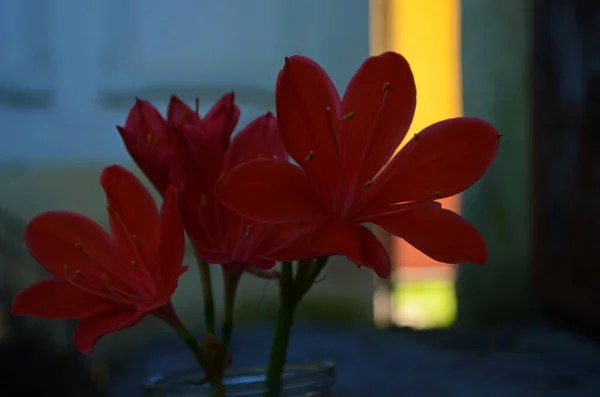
341, 112, 355, 120
107, 207, 157, 295
146, 134, 160, 147
243, 225, 252, 239
100, 273, 111, 285
181, 109, 190, 123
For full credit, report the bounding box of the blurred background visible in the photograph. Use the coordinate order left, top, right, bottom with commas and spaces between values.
0, 0, 599, 396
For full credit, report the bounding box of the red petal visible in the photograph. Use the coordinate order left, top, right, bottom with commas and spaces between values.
203, 92, 240, 150
157, 186, 186, 284
219, 158, 330, 223
170, 124, 224, 198
374, 202, 487, 264
223, 112, 288, 173
170, 124, 224, 248
312, 220, 391, 278
167, 95, 200, 125
339, 52, 416, 195
11, 279, 113, 320
260, 224, 318, 262
25, 211, 123, 279
275, 56, 342, 204
363, 117, 500, 214
180, 199, 224, 262
73, 308, 143, 353
123, 99, 170, 143
118, 99, 172, 194
101, 166, 161, 278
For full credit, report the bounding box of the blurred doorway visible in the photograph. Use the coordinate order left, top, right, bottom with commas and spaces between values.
370, 0, 463, 329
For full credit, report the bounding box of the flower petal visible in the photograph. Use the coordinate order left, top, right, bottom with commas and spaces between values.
25, 211, 123, 279
123, 99, 170, 141
203, 92, 240, 150
117, 99, 172, 194
275, 56, 342, 203
170, 124, 225, 249
219, 158, 330, 223
363, 117, 500, 214
255, 223, 317, 263
11, 279, 113, 320
157, 186, 186, 283
374, 202, 487, 264
223, 112, 288, 173
338, 52, 416, 196
73, 308, 144, 353
312, 220, 391, 278
101, 166, 161, 279
170, 124, 224, 199
167, 95, 200, 125
181, 201, 225, 263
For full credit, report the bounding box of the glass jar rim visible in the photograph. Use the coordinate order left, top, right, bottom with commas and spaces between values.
143, 361, 336, 395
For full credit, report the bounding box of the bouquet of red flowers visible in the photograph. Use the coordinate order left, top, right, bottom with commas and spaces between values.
11, 52, 499, 397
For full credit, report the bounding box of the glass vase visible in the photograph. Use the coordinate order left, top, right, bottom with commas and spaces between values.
142, 361, 335, 397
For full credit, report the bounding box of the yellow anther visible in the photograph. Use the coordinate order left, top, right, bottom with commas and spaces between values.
146, 134, 160, 147
413, 133, 420, 141
100, 273, 110, 284
382, 81, 391, 92
106, 205, 114, 214
304, 151, 314, 162
130, 260, 139, 269
200, 194, 207, 207
342, 112, 355, 120
181, 109, 189, 123
63, 264, 70, 276
243, 225, 252, 238
364, 180, 373, 190
74, 242, 82, 251
433, 191, 441, 198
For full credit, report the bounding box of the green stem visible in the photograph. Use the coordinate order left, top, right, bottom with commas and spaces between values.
281, 261, 293, 281
293, 259, 313, 284
263, 258, 329, 396
264, 292, 298, 397
221, 266, 241, 352
300, 256, 329, 293
159, 304, 206, 368
155, 303, 224, 397
194, 248, 216, 334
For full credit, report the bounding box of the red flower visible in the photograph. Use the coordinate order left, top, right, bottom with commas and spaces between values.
219, 52, 500, 278
117, 93, 240, 195
168, 93, 240, 151
171, 112, 311, 279
11, 165, 187, 353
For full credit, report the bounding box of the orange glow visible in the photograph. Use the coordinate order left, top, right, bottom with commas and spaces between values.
371, 0, 463, 269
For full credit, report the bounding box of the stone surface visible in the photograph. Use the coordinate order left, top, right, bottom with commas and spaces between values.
112, 324, 600, 397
